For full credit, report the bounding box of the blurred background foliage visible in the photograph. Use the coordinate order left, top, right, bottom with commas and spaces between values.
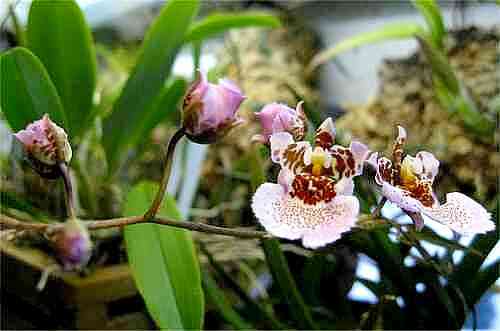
0, 0, 498, 330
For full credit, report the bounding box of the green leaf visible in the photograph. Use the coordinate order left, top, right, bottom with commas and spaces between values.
262, 239, 317, 329
0, 47, 67, 131
124, 182, 204, 330
466, 260, 499, 305
309, 22, 424, 70
412, 227, 483, 257
27, 0, 97, 139
202, 271, 253, 330
412, 0, 446, 50
417, 36, 460, 94
135, 77, 187, 151
185, 11, 281, 43
103, 0, 199, 174
199, 243, 285, 329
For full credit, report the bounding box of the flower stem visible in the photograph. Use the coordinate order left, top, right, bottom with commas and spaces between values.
144, 127, 185, 220
372, 197, 387, 217
0, 213, 271, 239
58, 162, 75, 219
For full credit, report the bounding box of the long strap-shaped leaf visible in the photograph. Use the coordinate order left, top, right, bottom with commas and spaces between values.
412, 0, 446, 50
262, 238, 317, 329
27, 0, 97, 139
309, 22, 424, 70
185, 11, 281, 43
202, 271, 253, 330
0, 47, 67, 131
104, 0, 199, 175
124, 182, 204, 330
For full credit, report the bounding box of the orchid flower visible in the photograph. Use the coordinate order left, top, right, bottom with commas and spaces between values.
252, 118, 370, 248
182, 71, 246, 144
252, 101, 307, 144
367, 126, 495, 235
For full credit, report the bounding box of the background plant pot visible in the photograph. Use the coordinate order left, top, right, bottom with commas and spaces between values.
0, 240, 152, 330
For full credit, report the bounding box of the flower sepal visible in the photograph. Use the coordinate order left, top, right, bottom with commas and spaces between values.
13, 114, 72, 178
182, 71, 245, 144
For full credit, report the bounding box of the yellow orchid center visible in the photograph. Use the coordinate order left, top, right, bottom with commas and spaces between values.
400, 157, 417, 185
311, 147, 329, 176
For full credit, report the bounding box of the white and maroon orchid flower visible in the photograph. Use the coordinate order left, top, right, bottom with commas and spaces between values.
367, 126, 495, 235
252, 118, 370, 249
182, 71, 246, 144
252, 101, 307, 144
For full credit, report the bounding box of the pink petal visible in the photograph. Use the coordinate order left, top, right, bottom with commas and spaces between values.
277, 168, 294, 193
334, 177, 354, 195
422, 192, 494, 235
349, 141, 370, 175
251, 183, 303, 240
396, 125, 407, 141
382, 182, 423, 213
269, 132, 294, 163
416, 151, 439, 181
301, 196, 359, 249
251, 183, 360, 248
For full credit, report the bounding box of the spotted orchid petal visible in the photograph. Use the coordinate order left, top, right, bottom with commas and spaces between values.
270, 132, 312, 174
369, 126, 494, 235
251, 183, 359, 248
315, 118, 336, 149
422, 193, 494, 235
381, 181, 424, 213
330, 141, 370, 180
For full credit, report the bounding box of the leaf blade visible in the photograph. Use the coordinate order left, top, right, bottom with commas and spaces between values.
309, 22, 424, 70
124, 182, 204, 330
27, 0, 97, 138
0, 47, 66, 131
103, 0, 199, 174
185, 11, 281, 43
412, 0, 446, 50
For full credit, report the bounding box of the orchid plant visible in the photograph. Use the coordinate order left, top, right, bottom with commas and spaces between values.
1, 0, 498, 330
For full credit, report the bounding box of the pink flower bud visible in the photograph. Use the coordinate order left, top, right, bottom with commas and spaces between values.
252, 101, 307, 144
14, 115, 72, 177
52, 218, 92, 271
182, 71, 245, 144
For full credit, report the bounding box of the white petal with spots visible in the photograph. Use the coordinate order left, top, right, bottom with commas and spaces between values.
422, 192, 494, 235
252, 183, 359, 248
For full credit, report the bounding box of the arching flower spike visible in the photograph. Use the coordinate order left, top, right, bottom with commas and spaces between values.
252, 117, 370, 248
367, 126, 494, 235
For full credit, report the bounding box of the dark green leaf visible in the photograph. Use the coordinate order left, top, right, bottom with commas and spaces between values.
202, 271, 252, 330
0, 47, 66, 131
124, 182, 204, 330
465, 261, 499, 305
27, 0, 97, 138
103, 0, 199, 174
199, 243, 285, 329
185, 11, 281, 43
412, 0, 446, 50
412, 227, 484, 257
262, 238, 317, 329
